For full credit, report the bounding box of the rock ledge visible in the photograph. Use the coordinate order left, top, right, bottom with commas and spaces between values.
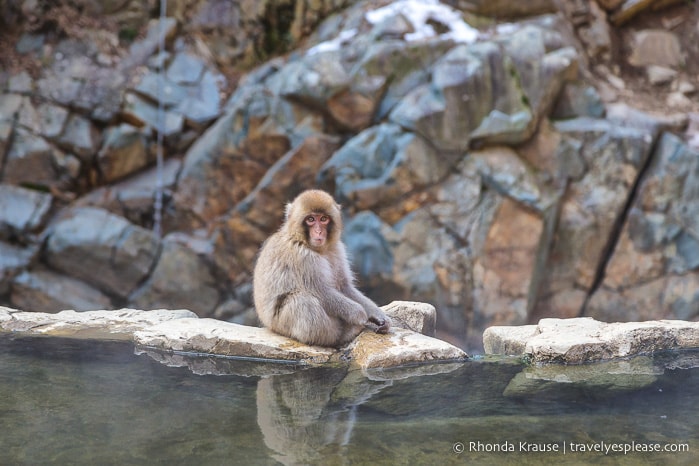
484, 317, 699, 363
1, 301, 467, 370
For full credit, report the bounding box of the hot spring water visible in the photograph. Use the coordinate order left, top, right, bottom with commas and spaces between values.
1, 334, 696, 465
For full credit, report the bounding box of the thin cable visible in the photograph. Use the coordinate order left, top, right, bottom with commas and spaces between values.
153, 0, 166, 238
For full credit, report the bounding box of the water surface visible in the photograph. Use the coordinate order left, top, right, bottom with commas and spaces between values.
1, 334, 696, 465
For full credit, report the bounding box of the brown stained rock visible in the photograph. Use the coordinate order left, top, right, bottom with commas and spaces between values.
586, 133, 699, 322
327, 89, 376, 132
474, 197, 543, 326
628, 29, 684, 68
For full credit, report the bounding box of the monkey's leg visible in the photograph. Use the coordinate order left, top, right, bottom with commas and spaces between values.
273, 293, 347, 347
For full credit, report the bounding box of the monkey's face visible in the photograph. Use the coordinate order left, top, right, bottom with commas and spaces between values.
304, 213, 330, 249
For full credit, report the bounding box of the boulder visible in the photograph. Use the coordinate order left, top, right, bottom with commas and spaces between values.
483, 317, 699, 363
45, 207, 160, 298
10, 268, 113, 312
0, 184, 53, 236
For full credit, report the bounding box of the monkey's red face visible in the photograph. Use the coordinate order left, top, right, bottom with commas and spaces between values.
305, 213, 330, 248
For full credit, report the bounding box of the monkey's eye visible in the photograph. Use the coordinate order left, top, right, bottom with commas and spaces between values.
304, 216, 315, 226
319, 215, 329, 224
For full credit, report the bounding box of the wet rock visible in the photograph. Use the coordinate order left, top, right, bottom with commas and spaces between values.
484, 317, 699, 363
0, 184, 53, 236
45, 207, 160, 298
10, 268, 113, 313
503, 356, 662, 398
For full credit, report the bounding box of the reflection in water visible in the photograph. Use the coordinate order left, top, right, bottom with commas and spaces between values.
1, 335, 698, 465
257, 367, 390, 465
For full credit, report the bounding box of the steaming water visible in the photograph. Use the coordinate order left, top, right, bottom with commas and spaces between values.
1, 334, 697, 465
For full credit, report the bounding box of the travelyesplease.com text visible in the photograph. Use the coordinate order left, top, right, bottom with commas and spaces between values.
453, 440, 689, 455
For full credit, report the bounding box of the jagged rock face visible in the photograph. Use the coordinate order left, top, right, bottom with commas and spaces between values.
1, 0, 698, 352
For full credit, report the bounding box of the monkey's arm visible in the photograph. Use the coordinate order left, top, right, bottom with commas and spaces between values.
342, 286, 391, 334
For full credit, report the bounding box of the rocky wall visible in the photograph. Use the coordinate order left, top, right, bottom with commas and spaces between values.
1, 0, 698, 351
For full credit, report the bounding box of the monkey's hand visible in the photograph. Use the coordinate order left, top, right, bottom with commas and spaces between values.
368, 315, 391, 334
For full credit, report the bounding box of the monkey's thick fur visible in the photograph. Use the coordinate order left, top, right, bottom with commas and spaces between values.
253, 190, 390, 347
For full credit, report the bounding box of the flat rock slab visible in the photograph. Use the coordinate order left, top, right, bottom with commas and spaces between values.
0, 302, 467, 370
0, 306, 197, 339
484, 317, 699, 363
133, 318, 337, 365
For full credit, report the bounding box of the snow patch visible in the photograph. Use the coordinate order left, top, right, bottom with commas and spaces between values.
307, 28, 358, 56
365, 0, 478, 43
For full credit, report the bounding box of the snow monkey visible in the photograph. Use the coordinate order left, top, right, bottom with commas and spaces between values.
253, 189, 391, 347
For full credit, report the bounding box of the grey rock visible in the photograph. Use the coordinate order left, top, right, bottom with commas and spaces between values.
128, 237, 220, 317
483, 317, 699, 363
57, 114, 102, 161
10, 268, 113, 313
122, 92, 184, 137
166, 52, 205, 85
134, 72, 187, 107
389, 41, 534, 151
0, 241, 37, 295
123, 17, 178, 70
0, 306, 197, 339
37, 102, 70, 139
551, 82, 605, 119
0, 184, 53, 235
8, 71, 33, 93
382, 301, 436, 337
3, 128, 75, 189
319, 123, 452, 209
45, 207, 160, 298
175, 69, 223, 126
586, 133, 699, 321
343, 211, 394, 283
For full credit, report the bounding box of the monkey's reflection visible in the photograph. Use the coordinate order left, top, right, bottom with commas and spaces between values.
256, 366, 390, 465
